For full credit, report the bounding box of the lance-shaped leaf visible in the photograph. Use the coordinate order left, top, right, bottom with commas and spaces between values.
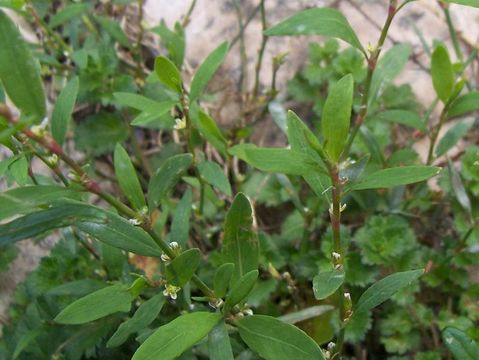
55, 284, 134, 324
148, 154, 192, 209
52, 76, 79, 145
373, 110, 426, 132
236, 315, 325, 360
224, 270, 258, 312
208, 320, 234, 360
49, 3, 90, 28
354, 269, 424, 315
114, 143, 146, 210
107, 294, 165, 348
198, 161, 232, 196
431, 45, 455, 103
264, 7, 363, 53
132, 312, 222, 360
165, 248, 201, 287
197, 111, 228, 156
445, 0, 479, 7
0, 9, 45, 121
229, 144, 322, 176
322, 74, 354, 162
436, 122, 473, 157
448, 91, 479, 118
222, 193, 259, 285
155, 56, 182, 93
442, 327, 479, 360
0, 185, 80, 221
0, 202, 162, 256
312, 269, 345, 300
348, 166, 441, 191
190, 42, 229, 102
170, 188, 192, 247
214, 263, 235, 298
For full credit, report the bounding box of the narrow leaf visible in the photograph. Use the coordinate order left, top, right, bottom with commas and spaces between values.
349, 166, 441, 191
431, 45, 455, 103
198, 161, 232, 196
354, 269, 424, 315
0, 9, 45, 121
114, 143, 146, 210
436, 121, 473, 157
49, 3, 89, 28
94, 16, 131, 48
170, 188, 192, 247
445, 0, 479, 7
208, 321, 234, 360
148, 154, 192, 209
52, 76, 79, 145
236, 315, 325, 360
155, 56, 182, 93
113, 92, 177, 115
214, 263, 235, 298
132, 312, 222, 360
197, 111, 228, 155
222, 193, 259, 285
322, 74, 354, 161
165, 248, 201, 287
229, 144, 322, 176
107, 294, 165, 348
55, 284, 134, 324
190, 42, 229, 102
448, 91, 479, 118
374, 110, 426, 132
443, 327, 479, 360
224, 270, 258, 311
312, 270, 345, 300
264, 7, 363, 53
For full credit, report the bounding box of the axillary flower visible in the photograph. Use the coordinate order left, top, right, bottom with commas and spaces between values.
163, 284, 181, 300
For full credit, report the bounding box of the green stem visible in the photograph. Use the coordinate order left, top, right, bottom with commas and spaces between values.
340, 0, 400, 162
426, 101, 451, 165
252, 0, 268, 98
442, 3, 464, 63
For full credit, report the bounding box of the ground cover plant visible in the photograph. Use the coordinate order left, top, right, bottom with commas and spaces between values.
0, 0, 479, 359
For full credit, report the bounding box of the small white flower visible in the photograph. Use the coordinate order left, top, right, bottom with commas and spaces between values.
163, 284, 180, 300
332, 252, 341, 261
174, 118, 186, 130
243, 308, 253, 316
161, 254, 170, 262
169, 242, 179, 250
344, 292, 351, 301
339, 203, 347, 213
45, 154, 59, 167
327, 342, 336, 351
128, 218, 142, 226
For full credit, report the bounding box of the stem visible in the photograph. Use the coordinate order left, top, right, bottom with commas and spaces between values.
340, 0, 399, 162
252, 0, 268, 99
442, 3, 464, 63
134, 0, 146, 79
182, 0, 197, 28
1, 104, 216, 300
426, 102, 451, 164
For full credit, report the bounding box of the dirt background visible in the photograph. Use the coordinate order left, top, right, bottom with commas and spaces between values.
1, 0, 479, 325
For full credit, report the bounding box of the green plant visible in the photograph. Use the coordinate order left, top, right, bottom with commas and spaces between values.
0, 0, 479, 359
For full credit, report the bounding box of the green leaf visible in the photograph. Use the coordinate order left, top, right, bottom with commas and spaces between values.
448, 91, 479, 118
94, 15, 131, 48
229, 144, 322, 176
369, 44, 411, 106
132, 312, 222, 360
443, 327, 479, 360
448, 160, 472, 218
51, 76, 79, 145
166, 248, 201, 287
107, 294, 165, 348
198, 161, 232, 196
214, 263, 235, 298
278, 305, 334, 324
208, 320, 234, 360
373, 110, 426, 132
0, 9, 45, 121
435, 122, 473, 157
190, 42, 229, 102
0, 202, 162, 256
49, 3, 89, 28
287, 110, 330, 195
264, 7, 363, 53
236, 315, 325, 360
312, 270, 345, 300
197, 111, 228, 155
354, 269, 424, 315
322, 74, 354, 161
224, 270, 259, 312
55, 284, 134, 324
150, 20, 185, 67
148, 153, 192, 209
114, 143, 146, 210
155, 56, 182, 93
170, 188, 192, 247
222, 193, 259, 285
445, 0, 479, 7
12, 327, 43, 360
348, 166, 441, 191
0, 185, 80, 221
113, 92, 177, 119
431, 45, 455, 103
